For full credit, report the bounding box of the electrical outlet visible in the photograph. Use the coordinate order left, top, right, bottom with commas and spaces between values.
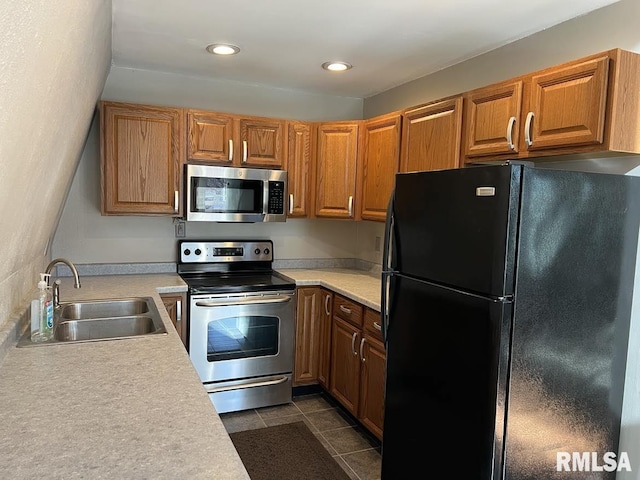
374, 236, 381, 252
175, 220, 186, 238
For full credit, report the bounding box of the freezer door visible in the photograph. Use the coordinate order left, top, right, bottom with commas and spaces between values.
381, 274, 512, 479
503, 168, 640, 479
394, 164, 521, 297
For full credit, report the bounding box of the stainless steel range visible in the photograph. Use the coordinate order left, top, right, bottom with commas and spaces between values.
177, 240, 296, 414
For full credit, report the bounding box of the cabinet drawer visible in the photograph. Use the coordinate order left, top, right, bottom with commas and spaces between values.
364, 308, 383, 342
333, 294, 363, 327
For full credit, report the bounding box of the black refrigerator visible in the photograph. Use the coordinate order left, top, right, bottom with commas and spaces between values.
380, 163, 640, 479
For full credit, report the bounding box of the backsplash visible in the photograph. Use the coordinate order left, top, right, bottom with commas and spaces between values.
53, 258, 381, 277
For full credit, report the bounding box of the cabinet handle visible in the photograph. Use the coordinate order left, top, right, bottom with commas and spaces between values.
228, 139, 233, 162
524, 111, 534, 147
176, 300, 182, 324
324, 294, 330, 316
373, 321, 382, 331
242, 140, 248, 163
348, 196, 353, 217
289, 194, 294, 215
359, 337, 366, 363
351, 332, 358, 356
506, 116, 516, 150
174, 190, 179, 213
340, 305, 352, 315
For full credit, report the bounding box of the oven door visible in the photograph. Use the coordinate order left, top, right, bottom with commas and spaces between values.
189, 290, 295, 412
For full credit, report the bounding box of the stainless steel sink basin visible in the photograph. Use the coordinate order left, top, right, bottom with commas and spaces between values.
59, 298, 149, 320
55, 315, 160, 342
17, 296, 167, 347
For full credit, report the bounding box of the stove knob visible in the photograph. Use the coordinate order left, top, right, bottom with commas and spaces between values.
254, 248, 261, 255
264, 248, 270, 255
195, 248, 202, 256
183, 249, 191, 256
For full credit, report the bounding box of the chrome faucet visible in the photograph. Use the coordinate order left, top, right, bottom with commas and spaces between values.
45, 258, 81, 308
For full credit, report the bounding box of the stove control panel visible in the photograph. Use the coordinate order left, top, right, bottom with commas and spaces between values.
179, 240, 273, 263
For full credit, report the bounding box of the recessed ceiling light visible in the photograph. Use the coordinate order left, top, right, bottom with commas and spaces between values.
206, 44, 240, 56
322, 61, 352, 72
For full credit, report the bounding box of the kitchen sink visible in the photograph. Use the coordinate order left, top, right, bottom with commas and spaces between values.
59, 298, 150, 320
17, 297, 167, 347
54, 315, 159, 342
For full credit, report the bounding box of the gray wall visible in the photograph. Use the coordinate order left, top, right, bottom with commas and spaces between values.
0, 0, 111, 330
364, 0, 640, 117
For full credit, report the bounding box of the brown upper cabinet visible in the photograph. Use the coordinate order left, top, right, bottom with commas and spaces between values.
399, 96, 463, 173
314, 121, 361, 219
286, 121, 314, 218
187, 109, 286, 168
358, 112, 401, 222
463, 48, 640, 162
100, 101, 185, 216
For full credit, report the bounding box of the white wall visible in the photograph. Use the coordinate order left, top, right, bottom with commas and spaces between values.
364, 0, 640, 117
0, 0, 111, 330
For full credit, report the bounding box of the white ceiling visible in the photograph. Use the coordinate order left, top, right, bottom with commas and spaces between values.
112, 0, 619, 98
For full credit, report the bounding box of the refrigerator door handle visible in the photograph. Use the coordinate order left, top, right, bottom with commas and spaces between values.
381, 190, 396, 344
382, 190, 395, 273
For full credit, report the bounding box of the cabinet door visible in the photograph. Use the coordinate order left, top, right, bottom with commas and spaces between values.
317, 289, 333, 389
294, 287, 321, 386
524, 56, 609, 152
187, 109, 235, 164
160, 292, 187, 347
329, 316, 361, 416
463, 82, 522, 160
359, 334, 386, 441
286, 121, 314, 217
315, 122, 360, 219
359, 113, 401, 222
400, 96, 463, 173
239, 117, 286, 168
101, 102, 184, 215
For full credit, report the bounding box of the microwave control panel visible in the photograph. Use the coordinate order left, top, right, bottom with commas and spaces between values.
267, 181, 285, 214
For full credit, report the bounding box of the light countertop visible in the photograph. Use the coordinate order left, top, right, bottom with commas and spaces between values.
0, 274, 250, 480
0, 267, 381, 478
277, 268, 382, 311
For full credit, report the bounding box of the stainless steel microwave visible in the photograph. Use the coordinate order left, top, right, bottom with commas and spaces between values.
185, 164, 287, 222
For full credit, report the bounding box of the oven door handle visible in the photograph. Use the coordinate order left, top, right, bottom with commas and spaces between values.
204, 375, 289, 394
194, 295, 292, 307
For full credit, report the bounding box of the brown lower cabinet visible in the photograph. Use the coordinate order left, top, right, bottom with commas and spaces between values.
317, 289, 333, 389
160, 292, 187, 347
359, 308, 386, 440
293, 287, 386, 440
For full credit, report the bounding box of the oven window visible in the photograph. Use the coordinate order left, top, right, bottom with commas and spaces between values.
191, 177, 263, 213
207, 315, 278, 362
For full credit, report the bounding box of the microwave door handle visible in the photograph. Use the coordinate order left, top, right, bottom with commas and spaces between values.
263, 180, 269, 218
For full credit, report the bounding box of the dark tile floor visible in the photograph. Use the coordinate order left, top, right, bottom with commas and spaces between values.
219, 391, 382, 480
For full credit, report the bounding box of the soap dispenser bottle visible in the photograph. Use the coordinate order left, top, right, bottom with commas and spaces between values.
31, 273, 53, 342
